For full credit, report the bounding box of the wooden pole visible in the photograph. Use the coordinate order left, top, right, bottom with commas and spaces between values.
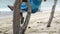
9, 0, 31, 34
13, 0, 22, 34
19, 0, 32, 34
47, 0, 57, 27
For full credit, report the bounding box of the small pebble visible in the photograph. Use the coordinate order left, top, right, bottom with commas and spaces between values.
28, 27, 31, 29
37, 22, 40, 23
0, 31, 2, 33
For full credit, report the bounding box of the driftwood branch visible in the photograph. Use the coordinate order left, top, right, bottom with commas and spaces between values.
19, 1, 31, 34
8, 0, 31, 34
47, 0, 57, 27
8, 5, 14, 11
13, 0, 22, 34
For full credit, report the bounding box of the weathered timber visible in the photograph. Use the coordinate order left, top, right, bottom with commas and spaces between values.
19, 0, 32, 34
13, 0, 22, 34
47, 0, 57, 27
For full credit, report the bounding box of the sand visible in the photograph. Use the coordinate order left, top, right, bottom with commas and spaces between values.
0, 11, 60, 34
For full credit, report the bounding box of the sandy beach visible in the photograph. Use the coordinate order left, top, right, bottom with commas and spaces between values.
0, 11, 60, 34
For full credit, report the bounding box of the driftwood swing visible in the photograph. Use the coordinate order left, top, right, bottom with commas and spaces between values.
8, 0, 57, 34
8, 0, 31, 34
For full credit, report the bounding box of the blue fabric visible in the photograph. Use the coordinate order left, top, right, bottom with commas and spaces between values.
21, 0, 42, 13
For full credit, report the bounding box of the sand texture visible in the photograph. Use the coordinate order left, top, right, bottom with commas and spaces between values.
0, 11, 60, 34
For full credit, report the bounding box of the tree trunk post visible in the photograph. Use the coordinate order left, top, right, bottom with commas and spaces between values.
19, 0, 32, 34
13, 0, 22, 34
12, 0, 31, 34
47, 0, 57, 27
